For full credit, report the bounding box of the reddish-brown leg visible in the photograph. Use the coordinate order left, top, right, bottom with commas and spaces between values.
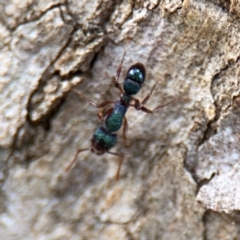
107, 151, 124, 180
88, 99, 115, 109
131, 98, 179, 113
98, 107, 113, 121
65, 148, 90, 172
114, 51, 126, 94
133, 84, 157, 110
73, 89, 115, 109
130, 84, 182, 113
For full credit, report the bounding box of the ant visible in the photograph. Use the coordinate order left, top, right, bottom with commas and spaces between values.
65, 52, 177, 180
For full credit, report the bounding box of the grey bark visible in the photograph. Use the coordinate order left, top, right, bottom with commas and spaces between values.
0, 0, 240, 239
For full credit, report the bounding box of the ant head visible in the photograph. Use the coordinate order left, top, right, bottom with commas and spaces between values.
91, 127, 117, 153
124, 63, 146, 95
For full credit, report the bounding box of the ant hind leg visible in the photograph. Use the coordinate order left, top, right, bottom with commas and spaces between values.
131, 84, 183, 113
73, 89, 115, 109
114, 51, 126, 93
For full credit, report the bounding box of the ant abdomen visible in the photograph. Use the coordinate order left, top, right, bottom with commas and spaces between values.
124, 63, 146, 95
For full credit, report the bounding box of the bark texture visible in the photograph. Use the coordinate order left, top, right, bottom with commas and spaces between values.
0, 0, 240, 239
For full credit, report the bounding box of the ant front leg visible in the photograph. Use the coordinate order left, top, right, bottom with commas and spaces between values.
131, 84, 180, 113
132, 98, 179, 113
65, 148, 90, 172
114, 51, 126, 94
107, 151, 124, 180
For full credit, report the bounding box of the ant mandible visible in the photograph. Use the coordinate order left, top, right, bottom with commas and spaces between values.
65, 52, 176, 180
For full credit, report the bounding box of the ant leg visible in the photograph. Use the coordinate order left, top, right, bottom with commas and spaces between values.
131, 84, 185, 113
98, 108, 113, 121
131, 83, 157, 110
88, 99, 115, 109
65, 148, 90, 172
131, 97, 182, 113
107, 151, 124, 180
122, 117, 128, 145
73, 89, 115, 108
114, 51, 126, 93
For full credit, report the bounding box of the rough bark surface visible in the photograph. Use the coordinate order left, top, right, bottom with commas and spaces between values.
0, 0, 240, 239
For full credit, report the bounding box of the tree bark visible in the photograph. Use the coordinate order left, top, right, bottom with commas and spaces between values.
0, 0, 240, 239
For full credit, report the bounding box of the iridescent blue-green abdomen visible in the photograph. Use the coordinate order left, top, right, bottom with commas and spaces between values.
123, 63, 146, 95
